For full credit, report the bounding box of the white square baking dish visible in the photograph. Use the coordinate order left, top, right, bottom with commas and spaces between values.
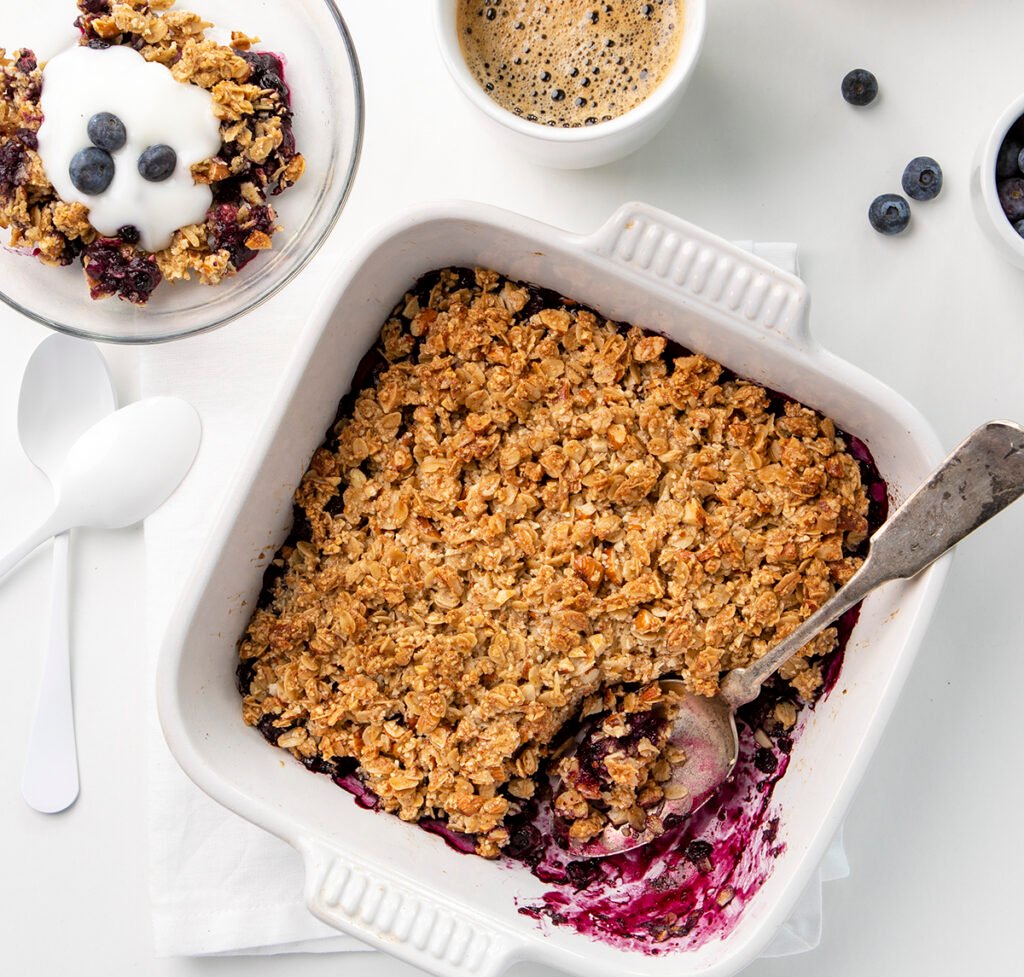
157, 201, 949, 977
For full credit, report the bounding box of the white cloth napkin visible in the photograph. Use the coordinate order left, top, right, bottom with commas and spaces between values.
143, 242, 848, 958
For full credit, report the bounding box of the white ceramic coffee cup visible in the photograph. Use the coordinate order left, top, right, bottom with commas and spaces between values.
971, 90, 1024, 269
434, 0, 707, 169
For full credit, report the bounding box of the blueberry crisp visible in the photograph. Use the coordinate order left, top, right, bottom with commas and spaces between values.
0, 0, 304, 304
238, 268, 872, 859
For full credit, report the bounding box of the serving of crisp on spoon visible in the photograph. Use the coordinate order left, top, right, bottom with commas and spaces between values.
562, 420, 1024, 858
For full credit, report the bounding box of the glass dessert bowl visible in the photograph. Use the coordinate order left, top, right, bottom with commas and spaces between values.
0, 0, 363, 344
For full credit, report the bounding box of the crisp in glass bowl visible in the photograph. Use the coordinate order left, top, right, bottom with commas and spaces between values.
0, 0, 363, 344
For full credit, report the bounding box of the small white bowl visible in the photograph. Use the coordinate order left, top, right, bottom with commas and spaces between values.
434, 0, 706, 169
972, 90, 1024, 269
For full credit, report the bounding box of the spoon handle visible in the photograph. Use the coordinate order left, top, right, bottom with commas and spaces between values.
21, 532, 79, 814
720, 421, 1024, 709
0, 513, 61, 585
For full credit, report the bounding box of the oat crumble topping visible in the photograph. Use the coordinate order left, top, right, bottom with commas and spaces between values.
238, 268, 870, 857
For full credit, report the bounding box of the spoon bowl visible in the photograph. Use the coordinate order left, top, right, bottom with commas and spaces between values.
0, 397, 202, 583
18, 335, 116, 479
565, 420, 1024, 857
54, 397, 202, 531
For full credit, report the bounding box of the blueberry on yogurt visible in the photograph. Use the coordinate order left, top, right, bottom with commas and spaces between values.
69, 146, 115, 195
138, 144, 177, 182
87, 112, 126, 153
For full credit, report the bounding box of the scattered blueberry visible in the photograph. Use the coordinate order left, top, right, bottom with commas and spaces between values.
841, 68, 878, 106
684, 839, 713, 863
69, 146, 115, 195
868, 193, 911, 234
997, 178, 1024, 222
87, 112, 126, 152
138, 144, 177, 182
1014, 219, 1024, 239
1017, 147, 1024, 177
901, 156, 943, 201
117, 224, 141, 245
503, 823, 542, 862
565, 858, 602, 890
996, 137, 1022, 178
753, 748, 778, 774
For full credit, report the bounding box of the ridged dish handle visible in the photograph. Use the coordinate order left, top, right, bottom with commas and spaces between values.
584, 202, 813, 348
301, 840, 517, 977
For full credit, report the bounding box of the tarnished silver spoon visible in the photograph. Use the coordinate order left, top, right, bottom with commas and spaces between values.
567, 420, 1024, 858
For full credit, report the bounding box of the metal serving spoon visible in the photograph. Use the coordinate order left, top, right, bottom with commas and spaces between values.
568, 420, 1024, 858
17, 335, 117, 814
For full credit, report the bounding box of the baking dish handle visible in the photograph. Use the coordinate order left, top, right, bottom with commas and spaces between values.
300, 839, 519, 977
583, 202, 813, 348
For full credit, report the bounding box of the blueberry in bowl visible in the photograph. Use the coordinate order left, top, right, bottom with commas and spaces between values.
0, 0, 362, 343
971, 92, 1024, 265
995, 118, 1024, 235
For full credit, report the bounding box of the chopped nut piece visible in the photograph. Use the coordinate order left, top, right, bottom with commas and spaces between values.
245, 230, 273, 251
774, 700, 798, 729
663, 782, 690, 801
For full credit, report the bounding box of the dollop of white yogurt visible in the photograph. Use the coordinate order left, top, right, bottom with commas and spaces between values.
37, 45, 222, 253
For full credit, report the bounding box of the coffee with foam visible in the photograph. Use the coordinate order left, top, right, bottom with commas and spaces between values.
457, 0, 683, 128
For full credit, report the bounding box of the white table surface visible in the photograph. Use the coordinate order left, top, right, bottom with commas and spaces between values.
3, 0, 1023, 974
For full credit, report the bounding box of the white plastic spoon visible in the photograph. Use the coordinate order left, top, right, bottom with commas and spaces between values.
17, 335, 116, 814
0, 397, 202, 584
